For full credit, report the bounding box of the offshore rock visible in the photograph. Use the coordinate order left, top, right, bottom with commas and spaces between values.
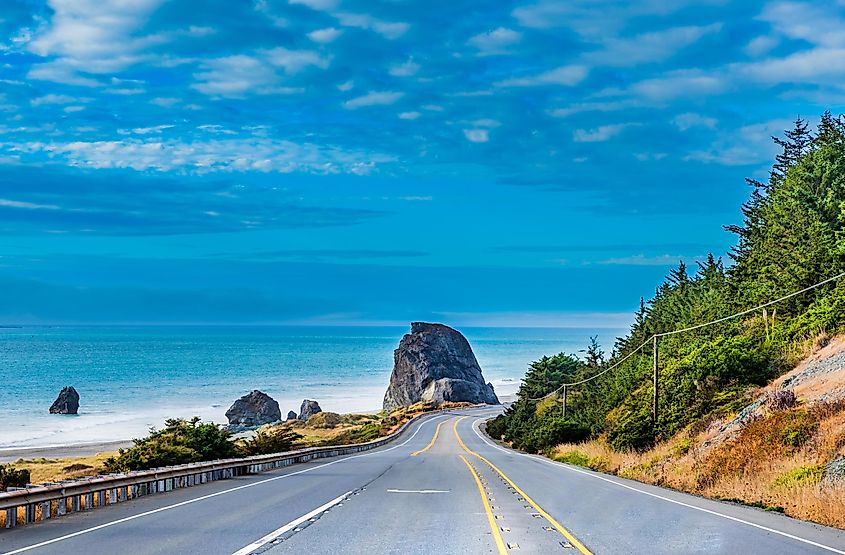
383, 323, 499, 411
286, 410, 298, 421
226, 390, 281, 431
298, 399, 322, 421
49, 386, 80, 414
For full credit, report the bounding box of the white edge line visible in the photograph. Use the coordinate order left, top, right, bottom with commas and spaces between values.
0, 415, 447, 555
230, 491, 351, 555
469, 419, 845, 555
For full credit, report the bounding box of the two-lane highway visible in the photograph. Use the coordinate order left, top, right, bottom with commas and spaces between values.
3, 407, 845, 554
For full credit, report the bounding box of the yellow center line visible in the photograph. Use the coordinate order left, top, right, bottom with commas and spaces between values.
411, 419, 445, 456
453, 417, 594, 555
460, 454, 508, 555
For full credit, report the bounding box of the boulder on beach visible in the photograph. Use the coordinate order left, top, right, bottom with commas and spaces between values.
383, 322, 499, 411
225, 390, 281, 431
286, 410, 298, 421
298, 399, 322, 421
49, 386, 80, 414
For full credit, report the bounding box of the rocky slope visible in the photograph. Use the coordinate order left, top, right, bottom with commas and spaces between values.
383, 322, 498, 410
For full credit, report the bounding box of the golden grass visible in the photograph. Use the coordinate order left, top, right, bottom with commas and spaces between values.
551, 401, 845, 528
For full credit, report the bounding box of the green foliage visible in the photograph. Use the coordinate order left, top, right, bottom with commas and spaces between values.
774, 411, 819, 448
0, 464, 30, 491
104, 417, 237, 472
772, 465, 824, 488
327, 422, 383, 445
237, 427, 302, 456
553, 450, 608, 471
493, 112, 845, 453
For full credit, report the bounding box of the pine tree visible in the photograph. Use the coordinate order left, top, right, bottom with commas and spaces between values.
771, 117, 812, 184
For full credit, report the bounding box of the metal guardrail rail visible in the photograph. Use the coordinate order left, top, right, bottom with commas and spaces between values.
0, 408, 452, 529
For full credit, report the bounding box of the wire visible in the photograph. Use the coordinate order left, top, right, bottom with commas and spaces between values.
523, 270, 845, 402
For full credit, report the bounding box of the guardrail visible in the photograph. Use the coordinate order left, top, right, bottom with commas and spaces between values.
0, 408, 451, 530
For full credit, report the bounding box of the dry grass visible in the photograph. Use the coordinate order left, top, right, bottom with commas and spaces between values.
551, 400, 845, 528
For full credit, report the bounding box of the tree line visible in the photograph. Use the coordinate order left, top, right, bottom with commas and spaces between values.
488, 112, 845, 453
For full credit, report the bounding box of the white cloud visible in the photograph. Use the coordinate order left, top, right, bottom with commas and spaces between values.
599, 254, 703, 266
496, 65, 588, 87
759, 1, 845, 48
627, 70, 727, 100
673, 112, 718, 131
389, 59, 420, 77
334, 13, 409, 39
26, 0, 167, 83
733, 47, 845, 83
343, 91, 404, 109
398, 111, 421, 120
0, 198, 60, 210
289, 0, 338, 11
745, 35, 779, 57
463, 129, 490, 143
263, 47, 330, 73
337, 80, 354, 91
467, 27, 522, 55
130, 124, 174, 134
684, 118, 793, 166
30, 94, 84, 106
548, 100, 638, 118
10, 137, 396, 174
192, 55, 276, 97
584, 24, 722, 67
150, 97, 180, 107
308, 27, 342, 43
573, 123, 633, 142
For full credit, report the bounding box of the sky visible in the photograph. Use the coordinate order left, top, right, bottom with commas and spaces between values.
0, 0, 842, 327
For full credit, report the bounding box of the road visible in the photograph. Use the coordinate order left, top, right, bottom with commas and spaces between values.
2, 407, 845, 554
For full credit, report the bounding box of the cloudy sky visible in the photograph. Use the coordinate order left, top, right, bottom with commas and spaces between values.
0, 0, 841, 326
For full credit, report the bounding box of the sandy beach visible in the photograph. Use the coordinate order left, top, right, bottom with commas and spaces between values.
0, 440, 133, 464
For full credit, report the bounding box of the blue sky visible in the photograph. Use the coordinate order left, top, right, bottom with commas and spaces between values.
0, 0, 842, 326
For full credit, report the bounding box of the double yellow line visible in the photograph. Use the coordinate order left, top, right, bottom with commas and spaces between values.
453, 417, 593, 555
410, 419, 445, 456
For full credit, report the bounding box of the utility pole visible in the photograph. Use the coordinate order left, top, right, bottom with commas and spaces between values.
652, 334, 659, 428
562, 385, 567, 419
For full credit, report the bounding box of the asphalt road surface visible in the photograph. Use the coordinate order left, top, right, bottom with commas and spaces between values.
2, 407, 845, 555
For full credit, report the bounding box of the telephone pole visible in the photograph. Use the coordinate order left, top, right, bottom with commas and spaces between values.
652, 335, 659, 427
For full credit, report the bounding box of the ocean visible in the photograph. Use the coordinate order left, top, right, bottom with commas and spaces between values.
0, 325, 625, 449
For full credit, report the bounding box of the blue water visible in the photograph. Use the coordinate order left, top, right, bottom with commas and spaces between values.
0, 325, 624, 448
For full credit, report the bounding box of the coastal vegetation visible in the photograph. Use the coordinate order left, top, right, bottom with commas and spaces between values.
0, 464, 30, 491
487, 112, 845, 526
9, 401, 467, 484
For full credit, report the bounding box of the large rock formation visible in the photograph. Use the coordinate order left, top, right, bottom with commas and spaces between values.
49, 386, 80, 414
226, 390, 281, 431
383, 323, 499, 411
298, 399, 322, 421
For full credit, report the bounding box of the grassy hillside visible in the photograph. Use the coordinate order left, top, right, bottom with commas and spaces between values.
487, 112, 845, 524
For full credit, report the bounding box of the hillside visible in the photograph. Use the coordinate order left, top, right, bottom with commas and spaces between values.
552, 335, 845, 527
486, 112, 845, 527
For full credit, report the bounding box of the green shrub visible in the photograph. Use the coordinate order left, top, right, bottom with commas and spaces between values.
104, 417, 237, 472
0, 464, 30, 491
237, 427, 301, 456
777, 411, 819, 448
553, 450, 608, 471
772, 465, 824, 488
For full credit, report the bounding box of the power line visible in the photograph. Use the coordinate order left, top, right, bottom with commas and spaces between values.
525, 270, 845, 402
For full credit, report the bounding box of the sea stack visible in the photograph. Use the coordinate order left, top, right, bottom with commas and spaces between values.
383, 322, 499, 411
286, 410, 298, 421
225, 390, 281, 431
49, 386, 80, 414
298, 399, 322, 421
